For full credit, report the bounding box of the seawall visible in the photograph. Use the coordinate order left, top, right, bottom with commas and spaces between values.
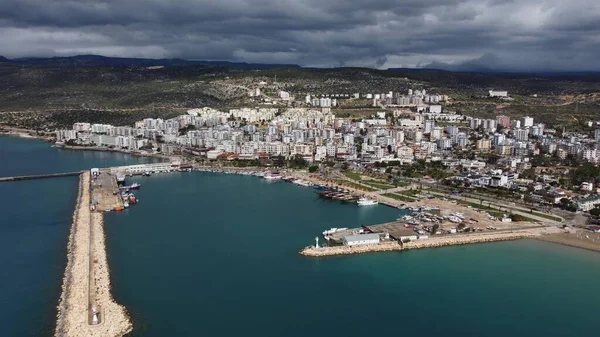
54, 172, 132, 337
300, 231, 540, 257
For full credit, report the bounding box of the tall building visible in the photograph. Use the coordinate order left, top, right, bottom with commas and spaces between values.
446, 126, 459, 137
424, 120, 435, 133
514, 128, 529, 141
493, 133, 505, 146
496, 115, 511, 128
523, 116, 534, 128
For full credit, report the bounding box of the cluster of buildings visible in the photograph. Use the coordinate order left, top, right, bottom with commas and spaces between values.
54, 83, 600, 213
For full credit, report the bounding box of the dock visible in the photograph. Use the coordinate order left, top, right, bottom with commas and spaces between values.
0, 171, 83, 182
302, 227, 562, 257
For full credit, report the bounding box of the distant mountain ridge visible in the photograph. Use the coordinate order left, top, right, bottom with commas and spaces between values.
0, 54, 302, 70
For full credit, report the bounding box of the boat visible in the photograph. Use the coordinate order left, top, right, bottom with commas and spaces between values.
448, 216, 462, 223
129, 194, 137, 204
357, 197, 378, 206
263, 172, 282, 180
128, 182, 141, 189
123, 201, 129, 208
293, 179, 313, 187
322, 228, 348, 236
116, 173, 126, 186
143, 171, 151, 176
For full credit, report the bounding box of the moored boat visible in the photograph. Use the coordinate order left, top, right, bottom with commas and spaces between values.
357, 197, 378, 206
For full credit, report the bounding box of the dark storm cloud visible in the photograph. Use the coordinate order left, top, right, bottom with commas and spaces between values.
0, 0, 599, 70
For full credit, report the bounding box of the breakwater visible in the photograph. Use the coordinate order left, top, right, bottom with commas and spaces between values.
299, 230, 558, 257
55, 172, 132, 337
0, 171, 83, 182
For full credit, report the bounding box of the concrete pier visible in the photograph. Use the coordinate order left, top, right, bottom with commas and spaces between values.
300, 227, 562, 257
55, 172, 132, 337
0, 171, 83, 183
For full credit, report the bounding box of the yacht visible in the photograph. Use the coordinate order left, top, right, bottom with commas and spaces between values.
357, 197, 378, 206
322, 228, 348, 236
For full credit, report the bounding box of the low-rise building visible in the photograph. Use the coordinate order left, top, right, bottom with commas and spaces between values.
342, 233, 380, 246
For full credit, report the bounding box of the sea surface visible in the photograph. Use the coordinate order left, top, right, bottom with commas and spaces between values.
3, 135, 600, 337
106, 172, 600, 337
0, 135, 159, 336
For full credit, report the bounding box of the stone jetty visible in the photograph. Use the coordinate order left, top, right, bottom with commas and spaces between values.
300, 229, 560, 257
55, 172, 132, 337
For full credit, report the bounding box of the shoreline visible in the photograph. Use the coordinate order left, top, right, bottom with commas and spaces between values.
0, 128, 54, 141
54, 172, 132, 337
56, 144, 171, 161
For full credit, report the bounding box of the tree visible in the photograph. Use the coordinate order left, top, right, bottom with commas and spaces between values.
590, 207, 600, 217
341, 162, 350, 171
308, 165, 319, 173
288, 154, 308, 169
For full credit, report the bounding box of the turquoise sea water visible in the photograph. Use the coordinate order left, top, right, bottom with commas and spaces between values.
106, 172, 600, 337
0, 136, 158, 336
3, 135, 600, 337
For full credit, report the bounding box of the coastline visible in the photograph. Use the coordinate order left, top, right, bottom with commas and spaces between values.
56, 144, 171, 161
0, 125, 54, 141
535, 231, 600, 254
54, 172, 132, 337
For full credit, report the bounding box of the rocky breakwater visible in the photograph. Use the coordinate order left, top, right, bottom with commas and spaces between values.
300, 230, 545, 257
55, 172, 132, 337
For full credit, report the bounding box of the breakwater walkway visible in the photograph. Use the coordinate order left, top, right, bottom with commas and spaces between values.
0, 171, 83, 182
55, 172, 132, 337
300, 227, 563, 257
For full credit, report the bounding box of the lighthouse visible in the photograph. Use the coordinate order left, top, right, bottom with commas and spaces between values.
315, 236, 319, 249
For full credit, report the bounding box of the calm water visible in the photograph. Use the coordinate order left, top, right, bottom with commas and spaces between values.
106, 172, 600, 337
0, 135, 160, 178
0, 136, 159, 336
3, 136, 600, 337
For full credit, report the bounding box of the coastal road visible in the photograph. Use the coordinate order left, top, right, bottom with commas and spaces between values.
370, 184, 419, 195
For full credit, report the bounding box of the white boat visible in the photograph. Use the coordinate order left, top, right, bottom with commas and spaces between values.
322, 227, 348, 236
293, 179, 313, 187
448, 216, 462, 223
263, 172, 282, 180
123, 201, 129, 208
357, 197, 378, 206
452, 212, 465, 219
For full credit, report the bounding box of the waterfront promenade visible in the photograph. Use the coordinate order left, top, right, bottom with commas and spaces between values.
55, 172, 131, 337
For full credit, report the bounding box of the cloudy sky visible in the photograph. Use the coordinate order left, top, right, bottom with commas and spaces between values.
1, 0, 599, 71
